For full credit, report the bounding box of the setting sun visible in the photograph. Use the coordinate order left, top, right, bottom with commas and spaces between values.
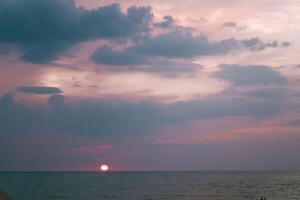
100, 164, 109, 172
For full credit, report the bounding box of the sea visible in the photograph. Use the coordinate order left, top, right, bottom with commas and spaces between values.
0, 171, 299, 200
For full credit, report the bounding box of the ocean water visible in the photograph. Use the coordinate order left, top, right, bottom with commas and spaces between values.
0, 171, 300, 200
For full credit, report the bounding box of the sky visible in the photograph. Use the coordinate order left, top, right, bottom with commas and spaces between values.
1, 0, 300, 171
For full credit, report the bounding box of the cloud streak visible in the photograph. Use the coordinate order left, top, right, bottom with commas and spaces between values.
17, 86, 62, 94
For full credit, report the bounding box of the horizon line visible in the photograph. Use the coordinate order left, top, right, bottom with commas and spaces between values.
1, 169, 300, 173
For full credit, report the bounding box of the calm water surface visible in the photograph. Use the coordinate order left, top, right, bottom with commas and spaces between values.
0, 171, 299, 200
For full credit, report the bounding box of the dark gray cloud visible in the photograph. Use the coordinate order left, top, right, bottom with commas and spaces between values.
241, 37, 290, 51
286, 119, 300, 126
243, 87, 292, 100
92, 28, 286, 72
91, 29, 280, 75
0, 93, 45, 133
91, 45, 201, 76
48, 94, 66, 108
0, 93, 15, 106
130, 29, 241, 58
222, 21, 237, 28
17, 86, 62, 94
221, 21, 247, 31
0, 0, 153, 63
282, 41, 291, 47
213, 64, 288, 86
91, 45, 148, 66
0, 90, 286, 136
129, 29, 285, 58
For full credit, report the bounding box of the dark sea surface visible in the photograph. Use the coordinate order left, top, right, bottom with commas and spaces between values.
0, 171, 299, 200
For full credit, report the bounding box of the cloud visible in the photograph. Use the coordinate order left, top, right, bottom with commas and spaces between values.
130, 29, 285, 58
91, 45, 201, 76
286, 119, 300, 126
0, 93, 45, 133
221, 21, 246, 31
0, 93, 15, 106
91, 45, 147, 66
241, 37, 290, 51
282, 41, 291, 47
48, 94, 66, 108
0, 91, 286, 135
0, 0, 153, 63
212, 64, 288, 86
243, 87, 292, 100
130, 29, 241, 58
91, 28, 284, 75
92, 29, 285, 67
222, 21, 237, 28
17, 86, 62, 94
91, 28, 287, 76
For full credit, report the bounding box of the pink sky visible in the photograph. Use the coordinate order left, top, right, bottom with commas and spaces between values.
0, 0, 300, 171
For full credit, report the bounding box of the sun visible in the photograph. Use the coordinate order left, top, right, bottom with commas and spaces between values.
99, 164, 109, 172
